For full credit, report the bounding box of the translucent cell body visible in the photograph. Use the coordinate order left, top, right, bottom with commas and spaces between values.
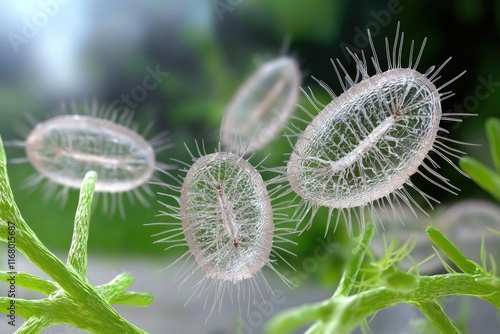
222, 56, 301, 153
25, 115, 155, 193
371, 200, 500, 274
438, 200, 500, 267
180, 152, 274, 281
370, 208, 440, 274
284, 23, 467, 233
288, 69, 440, 209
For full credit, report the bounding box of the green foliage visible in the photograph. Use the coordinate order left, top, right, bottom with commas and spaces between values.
1, 120, 499, 333
0, 137, 153, 334
264, 117, 500, 334
265, 223, 500, 334
460, 117, 500, 202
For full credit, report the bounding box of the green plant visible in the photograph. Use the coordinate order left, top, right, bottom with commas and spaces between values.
264, 117, 500, 333
1, 119, 499, 334
0, 136, 153, 334
266, 223, 499, 334
460, 117, 500, 202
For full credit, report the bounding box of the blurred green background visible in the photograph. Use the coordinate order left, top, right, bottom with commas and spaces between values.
0, 0, 499, 288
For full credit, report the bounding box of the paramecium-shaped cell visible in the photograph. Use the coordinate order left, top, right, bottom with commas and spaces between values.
286, 23, 470, 233
149, 144, 294, 315
11, 101, 169, 217
221, 56, 301, 154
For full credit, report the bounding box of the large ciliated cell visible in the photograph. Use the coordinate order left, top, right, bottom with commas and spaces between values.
285, 23, 468, 233
222, 56, 301, 153
25, 114, 155, 193
288, 69, 441, 209
438, 200, 500, 267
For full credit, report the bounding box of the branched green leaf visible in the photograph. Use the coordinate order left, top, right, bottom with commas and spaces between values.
267, 223, 500, 334
0, 137, 152, 333
0, 271, 57, 295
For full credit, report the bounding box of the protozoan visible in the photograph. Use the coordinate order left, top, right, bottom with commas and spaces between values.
222, 56, 301, 154
150, 146, 293, 314
438, 199, 500, 267
180, 152, 274, 281
370, 200, 500, 274
286, 23, 468, 232
26, 114, 155, 193
12, 101, 170, 217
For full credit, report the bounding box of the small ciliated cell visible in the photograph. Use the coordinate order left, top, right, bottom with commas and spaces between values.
370, 200, 500, 274
221, 56, 301, 154
369, 207, 440, 274
26, 114, 155, 192
438, 199, 500, 268
181, 152, 274, 281
10, 101, 170, 217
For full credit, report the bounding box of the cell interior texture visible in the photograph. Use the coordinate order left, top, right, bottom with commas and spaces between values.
25, 114, 155, 193
180, 152, 274, 281
288, 68, 440, 209
222, 56, 301, 153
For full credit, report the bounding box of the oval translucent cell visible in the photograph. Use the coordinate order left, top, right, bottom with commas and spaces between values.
222, 56, 301, 153
369, 207, 442, 274
25, 115, 155, 192
180, 152, 274, 281
288, 68, 441, 209
438, 200, 500, 266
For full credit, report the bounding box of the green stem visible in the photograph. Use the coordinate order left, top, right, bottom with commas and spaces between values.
267, 225, 375, 333
96, 272, 154, 307
98, 272, 134, 301
109, 291, 156, 307
415, 301, 461, 334
67, 171, 96, 280
15, 316, 52, 334
334, 224, 375, 298
0, 271, 57, 295
0, 136, 151, 333
427, 227, 481, 275
2, 232, 148, 333
486, 117, 500, 174
0, 298, 46, 319
267, 273, 499, 333
303, 321, 324, 334
266, 299, 333, 333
